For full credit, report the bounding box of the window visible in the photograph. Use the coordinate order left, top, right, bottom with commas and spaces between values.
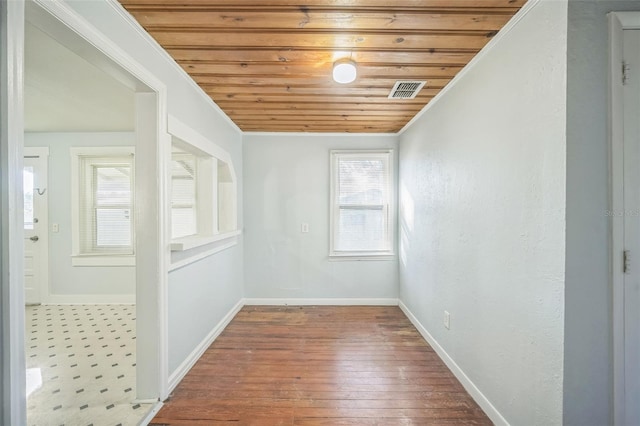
330, 150, 394, 257
168, 116, 238, 255
71, 147, 135, 266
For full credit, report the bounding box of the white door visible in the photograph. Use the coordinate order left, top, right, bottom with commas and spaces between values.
622, 28, 640, 426
23, 148, 49, 305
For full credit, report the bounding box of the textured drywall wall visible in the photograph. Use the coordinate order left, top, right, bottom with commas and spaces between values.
243, 133, 398, 300
399, 1, 567, 424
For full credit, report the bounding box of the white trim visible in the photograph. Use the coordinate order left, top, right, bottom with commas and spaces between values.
134, 92, 169, 401
137, 401, 163, 426
616, 11, 640, 28
28, 1, 165, 94
70, 146, 135, 156
170, 229, 241, 252
244, 298, 399, 306
71, 254, 136, 267
104, 0, 241, 135
398, 301, 508, 426
168, 299, 244, 392
1, 1, 27, 423
398, 0, 541, 135
328, 254, 396, 261
169, 236, 239, 272
133, 398, 159, 405
169, 115, 234, 167
43, 296, 135, 304
609, 13, 625, 426
243, 131, 399, 138
609, 12, 640, 426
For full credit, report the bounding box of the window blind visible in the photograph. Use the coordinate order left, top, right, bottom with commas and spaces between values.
79, 156, 134, 254
171, 153, 197, 239
333, 152, 391, 253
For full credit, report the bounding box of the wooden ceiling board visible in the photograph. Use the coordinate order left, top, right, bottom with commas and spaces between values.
168, 49, 480, 66
211, 96, 432, 105
118, 0, 525, 133
120, 0, 526, 9
192, 76, 452, 88
132, 11, 514, 31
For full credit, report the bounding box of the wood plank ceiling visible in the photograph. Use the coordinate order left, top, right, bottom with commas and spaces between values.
118, 0, 526, 133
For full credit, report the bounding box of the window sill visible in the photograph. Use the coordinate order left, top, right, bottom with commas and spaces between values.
170, 230, 241, 252
71, 254, 135, 267
169, 230, 242, 272
329, 252, 395, 261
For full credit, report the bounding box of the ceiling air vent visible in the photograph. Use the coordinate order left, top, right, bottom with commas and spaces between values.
388, 80, 426, 99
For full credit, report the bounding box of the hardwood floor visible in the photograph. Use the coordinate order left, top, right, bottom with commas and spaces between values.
150, 306, 492, 425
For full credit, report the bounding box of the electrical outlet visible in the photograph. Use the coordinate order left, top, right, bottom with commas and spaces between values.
443, 311, 450, 330
52, 223, 59, 233
301, 223, 309, 233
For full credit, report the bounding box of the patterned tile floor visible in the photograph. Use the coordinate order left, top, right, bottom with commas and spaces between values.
25, 305, 153, 426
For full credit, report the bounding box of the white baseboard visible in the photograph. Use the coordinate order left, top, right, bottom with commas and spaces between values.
44, 294, 135, 304
137, 400, 163, 426
167, 299, 244, 393
398, 301, 509, 426
244, 297, 399, 306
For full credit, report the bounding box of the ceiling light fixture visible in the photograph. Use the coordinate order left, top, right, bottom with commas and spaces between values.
333, 59, 357, 84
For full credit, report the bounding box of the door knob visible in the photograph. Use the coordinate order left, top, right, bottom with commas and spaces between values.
30, 236, 39, 242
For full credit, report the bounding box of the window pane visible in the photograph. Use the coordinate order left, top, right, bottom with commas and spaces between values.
336, 207, 386, 251
331, 151, 392, 255
23, 166, 34, 230
171, 153, 197, 238
95, 166, 131, 206
171, 208, 197, 239
172, 178, 195, 206
94, 165, 132, 247
171, 156, 196, 178
338, 159, 385, 205
95, 208, 131, 246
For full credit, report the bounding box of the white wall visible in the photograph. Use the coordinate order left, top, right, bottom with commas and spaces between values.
167, 245, 242, 373
63, 0, 244, 376
564, 1, 640, 424
25, 132, 135, 300
243, 133, 398, 301
398, 1, 567, 425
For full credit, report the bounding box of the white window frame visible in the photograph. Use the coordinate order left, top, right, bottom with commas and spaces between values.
70, 146, 135, 266
329, 149, 395, 259
168, 116, 240, 267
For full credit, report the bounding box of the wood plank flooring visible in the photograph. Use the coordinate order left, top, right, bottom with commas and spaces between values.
150, 306, 492, 425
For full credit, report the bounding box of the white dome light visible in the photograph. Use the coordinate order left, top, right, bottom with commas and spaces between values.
333, 59, 357, 84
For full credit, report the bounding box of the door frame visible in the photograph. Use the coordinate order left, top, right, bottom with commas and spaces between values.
1, 1, 27, 424
1, 0, 170, 421
609, 11, 640, 426
23, 146, 49, 305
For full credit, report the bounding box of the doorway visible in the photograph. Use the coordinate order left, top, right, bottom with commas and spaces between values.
1, 0, 168, 423
610, 12, 640, 426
